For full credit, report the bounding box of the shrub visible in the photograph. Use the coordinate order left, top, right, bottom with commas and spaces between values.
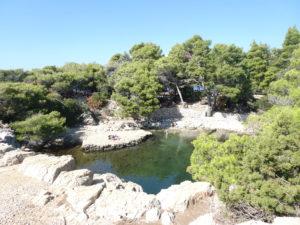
12, 111, 66, 142
189, 106, 300, 215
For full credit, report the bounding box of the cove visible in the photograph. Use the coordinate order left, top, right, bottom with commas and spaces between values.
55, 130, 200, 194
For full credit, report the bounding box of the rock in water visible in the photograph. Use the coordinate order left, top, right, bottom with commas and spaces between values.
19, 154, 75, 183
156, 181, 215, 212
53, 169, 93, 187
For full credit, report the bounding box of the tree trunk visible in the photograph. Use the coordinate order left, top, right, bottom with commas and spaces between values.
175, 84, 185, 104
205, 92, 217, 117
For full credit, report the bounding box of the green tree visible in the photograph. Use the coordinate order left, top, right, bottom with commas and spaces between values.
273, 27, 300, 72
129, 42, 162, 60
268, 44, 300, 106
189, 106, 300, 215
0, 82, 49, 122
245, 42, 272, 93
112, 59, 162, 117
211, 44, 252, 108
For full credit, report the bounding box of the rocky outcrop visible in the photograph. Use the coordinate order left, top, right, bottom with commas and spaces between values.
66, 183, 105, 213
156, 181, 215, 212
0, 128, 18, 148
82, 129, 152, 152
0, 150, 35, 167
86, 173, 160, 222
19, 154, 76, 183
53, 169, 93, 187
144, 106, 249, 132
80, 112, 98, 125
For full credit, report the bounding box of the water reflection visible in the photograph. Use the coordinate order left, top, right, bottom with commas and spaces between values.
55, 130, 200, 194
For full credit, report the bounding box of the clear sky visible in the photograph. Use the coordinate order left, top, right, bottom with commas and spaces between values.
0, 0, 299, 70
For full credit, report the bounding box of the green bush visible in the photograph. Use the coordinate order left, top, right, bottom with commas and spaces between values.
0, 82, 49, 122
12, 111, 66, 142
189, 106, 300, 215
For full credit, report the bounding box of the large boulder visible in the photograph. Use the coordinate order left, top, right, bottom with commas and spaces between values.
87, 173, 160, 223
92, 190, 160, 222
0, 150, 35, 167
19, 154, 75, 183
66, 184, 105, 213
53, 169, 93, 187
156, 181, 215, 212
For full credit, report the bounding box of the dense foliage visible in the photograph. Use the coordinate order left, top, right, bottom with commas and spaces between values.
189, 106, 300, 215
1, 26, 300, 146
12, 111, 66, 142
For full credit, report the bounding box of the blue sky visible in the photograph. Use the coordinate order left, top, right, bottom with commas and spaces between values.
0, 0, 299, 70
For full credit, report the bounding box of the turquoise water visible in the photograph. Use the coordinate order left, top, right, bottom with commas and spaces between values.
55, 130, 200, 194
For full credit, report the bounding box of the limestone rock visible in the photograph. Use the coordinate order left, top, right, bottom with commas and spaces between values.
19, 154, 76, 183
66, 184, 104, 213
0, 143, 16, 158
189, 213, 219, 225
92, 182, 160, 222
272, 217, 300, 225
0, 128, 17, 147
53, 169, 93, 187
80, 112, 97, 125
34, 191, 55, 206
82, 129, 152, 152
161, 211, 175, 225
156, 181, 215, 212
145, 208, 161, 222
93, 173, 123, 187
0, 150, 35, 167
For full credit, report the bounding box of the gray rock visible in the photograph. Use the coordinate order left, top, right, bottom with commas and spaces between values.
53, 169, 93, 187
0, 150, 35, 167
161, 211, 175, 225
156, 181, 215, 212
19, 154, 76, 183
0, 143, 16, 157
80, 112, 97, 125
66, 183, 105, 213
0, 128, 17, 147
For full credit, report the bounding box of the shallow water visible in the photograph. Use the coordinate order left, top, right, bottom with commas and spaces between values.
55, 130, 200, 194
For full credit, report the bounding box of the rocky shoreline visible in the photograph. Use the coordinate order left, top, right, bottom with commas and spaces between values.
1, 127, 300, 225
47, 106, 249, 152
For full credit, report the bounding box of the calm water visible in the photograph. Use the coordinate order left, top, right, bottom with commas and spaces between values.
55, 130, 200, 194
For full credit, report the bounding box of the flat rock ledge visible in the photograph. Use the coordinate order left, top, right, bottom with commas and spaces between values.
82, 129, 152, 152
